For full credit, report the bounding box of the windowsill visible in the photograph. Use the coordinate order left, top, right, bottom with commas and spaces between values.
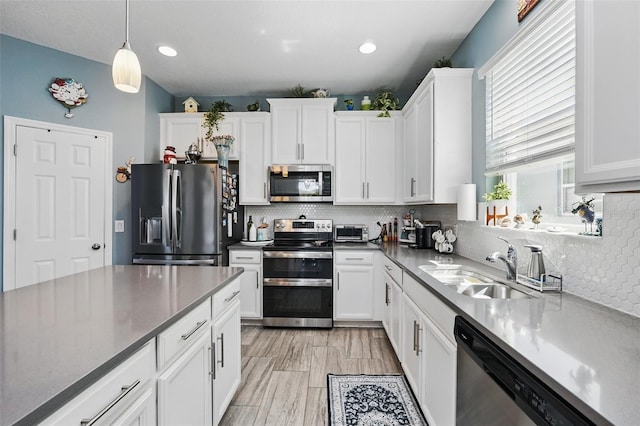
474, 222, 603, 240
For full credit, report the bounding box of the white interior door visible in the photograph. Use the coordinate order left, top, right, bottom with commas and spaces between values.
4, 117, 112, 290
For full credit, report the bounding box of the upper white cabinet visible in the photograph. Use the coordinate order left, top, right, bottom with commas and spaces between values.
267, 98, 336, 165
402, 69, 473, 204
159, 113, 240, 162
236, 112, 270, 205
335, 112, 399, 204
575, 0, 640, 193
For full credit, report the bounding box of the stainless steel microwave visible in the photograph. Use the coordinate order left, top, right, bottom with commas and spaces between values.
268, 165, 333, 202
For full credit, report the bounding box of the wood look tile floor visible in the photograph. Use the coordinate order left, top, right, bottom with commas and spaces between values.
220, 326, 403, 426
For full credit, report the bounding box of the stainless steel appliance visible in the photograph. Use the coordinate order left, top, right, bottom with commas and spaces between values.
268, 164, 333, 202
262, 218, 333, 328
455, 317, 594, 426
131, 163, 243, 266
334, 225, 369, 243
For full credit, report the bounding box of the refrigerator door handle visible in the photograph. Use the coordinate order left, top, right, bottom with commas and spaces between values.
172, 169, 182, 248
163, 168, 172, 245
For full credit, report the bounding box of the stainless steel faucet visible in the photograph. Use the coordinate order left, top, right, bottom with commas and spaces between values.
486, 236, 518, 281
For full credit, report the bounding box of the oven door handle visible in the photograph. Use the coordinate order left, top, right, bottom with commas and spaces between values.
263, 278, 333, 287
263, 251, 333, 259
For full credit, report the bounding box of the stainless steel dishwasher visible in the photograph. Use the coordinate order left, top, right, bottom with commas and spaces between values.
454, 317, 594, 426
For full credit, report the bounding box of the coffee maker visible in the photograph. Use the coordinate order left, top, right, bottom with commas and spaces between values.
410, 221, 441, 249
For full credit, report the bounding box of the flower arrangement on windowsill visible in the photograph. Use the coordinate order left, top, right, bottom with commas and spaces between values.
572, 197, 596, 235
483, 181, 512, 226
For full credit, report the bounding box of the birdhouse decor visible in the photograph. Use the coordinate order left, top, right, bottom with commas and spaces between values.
183, 96, 199, 113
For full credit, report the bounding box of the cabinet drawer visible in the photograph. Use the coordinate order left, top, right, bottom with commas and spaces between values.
212, 277, 241, 320
404, 273, 456, 342
335, 251, 375, 265
382, 256, 403, 284
41, 340, 155, 425
157, 299, 211, 370
230, 249, 261, 264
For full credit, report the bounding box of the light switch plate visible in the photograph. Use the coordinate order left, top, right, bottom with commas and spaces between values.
115, 220, 125, 233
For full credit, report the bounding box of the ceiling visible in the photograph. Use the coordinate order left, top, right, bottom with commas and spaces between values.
0, 0, 493, 98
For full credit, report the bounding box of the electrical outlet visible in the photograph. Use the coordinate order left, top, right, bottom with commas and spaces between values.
115, 220, 125, 233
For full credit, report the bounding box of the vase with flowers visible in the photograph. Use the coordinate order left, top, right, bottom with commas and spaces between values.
572, 197, 596, 235
203, 102, 235, 169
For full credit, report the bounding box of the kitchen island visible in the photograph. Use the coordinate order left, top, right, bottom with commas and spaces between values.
380, 243, 639, 426
0, 265, 243, 425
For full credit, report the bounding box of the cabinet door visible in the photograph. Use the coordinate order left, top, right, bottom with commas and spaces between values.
212, 301, 242, 425
111, 386, 156, 426
160, 114, 204, 162
236, 264, 261, 318
390, 279, 403, 357
271, 105, 300, 164
401, 295, 423, 399
365, 118, 396, 203
382, 272, 393, 334
335, 265, 374, 320
335, 117, 366, 203
403, 105, 418, 202
301, 104, 333, 164
414, 81, 434, 202
422, 318, 457, 426
575, 0, 640, 192
239, 114, 270, 204
157, 330, 213, 426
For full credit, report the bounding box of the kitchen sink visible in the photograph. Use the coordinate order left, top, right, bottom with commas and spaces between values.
418, 265, 533, 300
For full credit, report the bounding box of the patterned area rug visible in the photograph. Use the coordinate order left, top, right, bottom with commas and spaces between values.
327, 374, 428, 426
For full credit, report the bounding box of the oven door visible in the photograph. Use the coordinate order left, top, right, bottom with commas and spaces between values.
263, 279, 333, 327
263, 251, 333, 279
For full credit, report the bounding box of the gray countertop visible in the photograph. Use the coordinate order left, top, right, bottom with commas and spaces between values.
0, 265, 243, 426
380, 243, 639, 426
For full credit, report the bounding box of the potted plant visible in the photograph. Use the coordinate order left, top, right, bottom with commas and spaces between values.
372, 91, 400, 117
483, 180, 511, 223
344, 99, 354, 110
432, 56, 453, 68
290, 84, 306, 98
203, 101, 235, 168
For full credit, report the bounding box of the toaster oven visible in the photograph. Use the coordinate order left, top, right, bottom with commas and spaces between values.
334, 225, 369, 243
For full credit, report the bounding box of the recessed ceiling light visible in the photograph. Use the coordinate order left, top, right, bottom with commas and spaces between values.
359, 42, 377, 54
157, 45, 177, 57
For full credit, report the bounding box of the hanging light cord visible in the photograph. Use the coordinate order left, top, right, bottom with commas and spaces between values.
123, 0, 131, 49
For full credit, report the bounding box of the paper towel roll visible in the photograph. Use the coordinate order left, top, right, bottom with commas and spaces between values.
457, 184, 477, 221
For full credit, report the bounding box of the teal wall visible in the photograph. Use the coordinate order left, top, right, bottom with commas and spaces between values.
450, 0, 547, 198
0, 35, 174, 290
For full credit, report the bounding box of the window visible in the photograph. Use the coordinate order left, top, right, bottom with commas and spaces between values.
480, 0, 601, 227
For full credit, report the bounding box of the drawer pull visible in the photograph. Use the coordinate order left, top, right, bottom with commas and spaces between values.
345, 257, 365, 261
235, 256, 254, 260
224, 290, 240, 303
80, 379, 140, 426
181, 320, 207, 341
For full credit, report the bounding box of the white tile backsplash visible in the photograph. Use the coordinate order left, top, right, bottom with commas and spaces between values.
456, 193, 640, 318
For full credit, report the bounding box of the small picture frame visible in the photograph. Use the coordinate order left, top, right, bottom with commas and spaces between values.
517, 0, 540, 22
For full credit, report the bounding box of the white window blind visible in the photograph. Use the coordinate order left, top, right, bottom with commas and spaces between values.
484, 0, 575, 175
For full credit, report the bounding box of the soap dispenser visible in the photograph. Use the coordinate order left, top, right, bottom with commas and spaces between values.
524, 244, 545, 281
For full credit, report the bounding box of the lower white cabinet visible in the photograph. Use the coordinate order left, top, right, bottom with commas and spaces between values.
334, 251, 375, 321
211, 277, 242, 425
382, 258, 403, 355
40, 341, 156, 425
157, 330, 213, 426
401, 271, 457, 426
229, 248, 262, 318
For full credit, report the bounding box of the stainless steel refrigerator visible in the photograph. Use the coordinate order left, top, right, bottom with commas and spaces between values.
131, 163, 243, 266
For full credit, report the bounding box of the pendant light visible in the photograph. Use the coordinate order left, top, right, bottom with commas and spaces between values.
112, 0, 141, 93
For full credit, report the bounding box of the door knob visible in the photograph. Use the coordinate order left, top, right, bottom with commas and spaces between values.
91, 243, 101, 250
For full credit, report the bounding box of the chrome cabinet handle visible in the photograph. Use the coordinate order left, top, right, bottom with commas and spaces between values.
367, 182, 370, 199
385, 283, 390, 305
362, 182, 366, 199
337, 272, 340, 290
410, 178, 416, 197
210, 344, 216, 379
413, 320, 418, 352
225, 290, 240, 303
263, 182, 267, 199
181, 320, 207, 341
345, 257, 364, 261
80, 379, 140, 426
384, 265, 392, 271
416, 324, 422, 355
301, 143, 305, 160
217, 333, 225, 368
235, 256, 254, 260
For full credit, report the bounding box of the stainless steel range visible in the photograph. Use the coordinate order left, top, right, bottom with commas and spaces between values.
262, 218, 333, 328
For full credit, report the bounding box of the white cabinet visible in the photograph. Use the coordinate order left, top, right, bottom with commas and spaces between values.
382, 257, 403, 355
229, 248, 262, 318
334, 250, 375, 321
157, 330, 213, 426
402, 69, 472, 204
41, 341, 156, 426
335, 112, 399, 204
211, 278, 242, 425
402, 272, 457, 426
237, 113, 270, 204
268, 98, 336, 164
156, 299, 213, 426
575, 0, 640, 193
159, 113, 239, 161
